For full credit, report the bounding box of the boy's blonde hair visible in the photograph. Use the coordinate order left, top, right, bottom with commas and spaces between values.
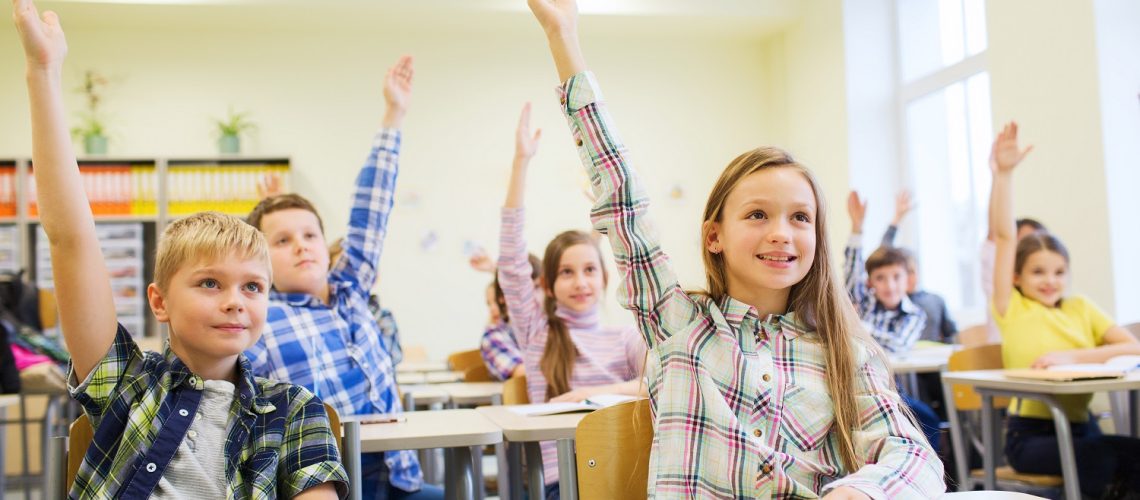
154, 212, 271, 292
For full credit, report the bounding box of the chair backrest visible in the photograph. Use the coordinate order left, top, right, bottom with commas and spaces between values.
66, 403, 346, 493
447, 349, 485, 373
575, 399, 653, 500
956, 324, 991, 348
67, 414, 93, 494
462, 364, 495, 382
947, 343, 1010, 411
502, 375, 529, 405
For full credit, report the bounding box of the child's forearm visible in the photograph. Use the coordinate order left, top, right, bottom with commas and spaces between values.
504, 159, 528, 209
992, 171, 1016, 242
545, 31, 587, 83
1070, 342, 1140, 364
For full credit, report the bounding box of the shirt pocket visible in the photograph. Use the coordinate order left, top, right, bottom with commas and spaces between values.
780, 384, 835, 452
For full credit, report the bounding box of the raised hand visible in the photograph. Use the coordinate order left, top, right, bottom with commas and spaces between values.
847, 191, 867, 234
990, 122, 1033, 173
469, 252, 494, 274
892, 190, 913, 226
381, 55, 414, 128
256, 172, 283, 200
527, 0, 578, 38
13, 0, 68, 69
514, 102, 542, 163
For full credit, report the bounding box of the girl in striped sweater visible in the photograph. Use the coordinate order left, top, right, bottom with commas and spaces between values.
497, 103, 646, 499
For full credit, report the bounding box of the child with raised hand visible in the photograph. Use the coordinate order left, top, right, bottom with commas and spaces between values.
497, 102, 645, 497
878, 191, 958, 343
525, 1, 944, 497
13, 1, 345, 497
471, 252, 541, 381
244, 57, 441, 499
990, 123, 1140, 498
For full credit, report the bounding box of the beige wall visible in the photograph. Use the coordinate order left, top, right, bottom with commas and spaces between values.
0, 8, 776, 359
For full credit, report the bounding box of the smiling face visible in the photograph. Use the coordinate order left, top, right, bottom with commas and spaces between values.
703, 167, 817, 304
149, 254, 270, 362
548, 243, 605, 313
259, 208, 330, 297
869, 263, 908, 309
1015, 249, 1068, 307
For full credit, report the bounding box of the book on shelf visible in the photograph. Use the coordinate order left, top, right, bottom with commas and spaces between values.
506, 394, 641, 417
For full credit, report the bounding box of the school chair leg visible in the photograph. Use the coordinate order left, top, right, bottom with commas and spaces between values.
343, 421, 362, 500
44, 436, 66, 499
556, 438, 578, 500
524, 442, 544, 500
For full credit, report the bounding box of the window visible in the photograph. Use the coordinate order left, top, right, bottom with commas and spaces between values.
896, 0, 992, 315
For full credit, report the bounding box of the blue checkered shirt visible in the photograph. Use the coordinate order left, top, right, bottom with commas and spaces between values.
245, 129, 421, 492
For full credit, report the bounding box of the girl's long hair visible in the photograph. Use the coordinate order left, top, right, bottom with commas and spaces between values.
540, 230, 608, 400
698, 147, 869, 472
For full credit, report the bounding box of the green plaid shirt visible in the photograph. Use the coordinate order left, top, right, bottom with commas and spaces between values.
68, 325, 348, 499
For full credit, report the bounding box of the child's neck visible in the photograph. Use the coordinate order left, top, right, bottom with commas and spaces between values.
554, 303, 601, 329
169, 344, 240, 384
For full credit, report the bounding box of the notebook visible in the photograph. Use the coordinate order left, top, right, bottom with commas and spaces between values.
1004, 369, 1125, 382
506, 394, 640, 417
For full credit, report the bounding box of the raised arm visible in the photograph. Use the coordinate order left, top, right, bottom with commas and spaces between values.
496, 104, 544, 347
844, 192, 870, 303
879, 190, 912, 248
15, 0, 116, 382
990, 122, 1033, 317
336, 56, 413, 291
527, 0, 697, 349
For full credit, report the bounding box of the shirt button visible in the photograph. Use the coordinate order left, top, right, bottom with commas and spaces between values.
576, 139, 584, 147
188, 430, 198, 439
762, 374, 771, 382
146, 462, 157, 473
178, 409, 189, 417
753, 429, 762, 438
762, 464, 773, 474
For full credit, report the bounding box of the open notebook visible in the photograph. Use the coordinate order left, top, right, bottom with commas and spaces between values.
506, 394, 640, 417
1004, 355, 1140, 381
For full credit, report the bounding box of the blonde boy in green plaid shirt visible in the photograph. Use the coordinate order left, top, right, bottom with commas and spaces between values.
13, 1, 347, 497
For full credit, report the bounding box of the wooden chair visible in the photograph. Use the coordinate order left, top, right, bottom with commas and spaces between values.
446, 349, 485, 372
462, 364, 495, 382
574, 399, 653, 500
502, 375, 529, 405
66, 403, 345, 494
944, 344, 1063, 492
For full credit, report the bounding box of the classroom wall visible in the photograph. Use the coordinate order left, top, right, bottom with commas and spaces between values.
1093, 0, 1140, 326
0, 6, 776, 359
986, 0, 1120, 318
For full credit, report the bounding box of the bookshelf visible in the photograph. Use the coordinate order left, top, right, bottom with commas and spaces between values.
0, 156, 290, 339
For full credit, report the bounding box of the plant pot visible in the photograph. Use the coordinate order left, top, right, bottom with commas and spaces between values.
83, 134, 108, 155
218, 134, 241, 154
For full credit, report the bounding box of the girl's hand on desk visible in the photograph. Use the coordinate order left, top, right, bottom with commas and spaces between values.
821, 486, 872, 500
550, 386, 597, 403
1031, 351, 1079, 369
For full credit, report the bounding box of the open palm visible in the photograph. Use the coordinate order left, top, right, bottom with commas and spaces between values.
990, 122, 1033, 173
527, 0, 578, 35
383, 55, 414, 113
13, 0, 68, 68
515, 102, 542, 161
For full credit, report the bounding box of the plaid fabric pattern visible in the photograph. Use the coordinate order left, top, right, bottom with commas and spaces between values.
843, 235, 927, 354
245, 129, 421, 492
480, 321, 523, 381
557, 71, 944, 499
69, 325, 347, 499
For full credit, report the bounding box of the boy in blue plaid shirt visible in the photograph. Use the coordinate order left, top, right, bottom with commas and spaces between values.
244, 57, 441, 499
13, 1, 347, 498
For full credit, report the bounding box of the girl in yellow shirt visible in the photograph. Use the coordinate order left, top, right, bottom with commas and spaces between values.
991, 122, 1140, 498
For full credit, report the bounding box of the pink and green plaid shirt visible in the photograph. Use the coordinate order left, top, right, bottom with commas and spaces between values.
557, 71, 944, 499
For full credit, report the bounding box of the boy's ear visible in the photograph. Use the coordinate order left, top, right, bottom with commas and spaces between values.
703, 221, 723, 254
147, 283, 171, 323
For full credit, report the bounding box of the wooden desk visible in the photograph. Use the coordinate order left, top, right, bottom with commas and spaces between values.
400, 384, 450, 410
890, 346, 954, 394
348, 409, 502, 500
941, 370, 1140, 500
437, 382, 505, 407
476, 406, 587, 500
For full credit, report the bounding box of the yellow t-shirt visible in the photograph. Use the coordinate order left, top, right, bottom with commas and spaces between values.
992, 289, 1115, 422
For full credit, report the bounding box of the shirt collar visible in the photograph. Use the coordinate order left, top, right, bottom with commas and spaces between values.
718, 295, 805, 341
874, 294, 920, 315
162, 345, 275, 415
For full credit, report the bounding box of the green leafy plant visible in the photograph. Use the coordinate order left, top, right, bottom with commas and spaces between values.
214, 108, 257, 137
71, 70, 109, 139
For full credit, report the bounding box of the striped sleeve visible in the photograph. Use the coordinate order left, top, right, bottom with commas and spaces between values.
558, 71, 698, 349
496, 207, 544, 350
821, 346, 945, 498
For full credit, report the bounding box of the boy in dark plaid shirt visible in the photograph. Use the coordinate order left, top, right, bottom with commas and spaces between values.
13, 1, 347, 497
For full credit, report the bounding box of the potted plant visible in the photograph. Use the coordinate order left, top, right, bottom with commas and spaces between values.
214, 108, 256, 154
72, 70, 110, 155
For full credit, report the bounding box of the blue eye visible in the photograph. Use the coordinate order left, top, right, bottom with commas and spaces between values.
244, 282, 264, 293
793, 213, 811, 223
747, 211, 766, 220
199, 279, 219, 289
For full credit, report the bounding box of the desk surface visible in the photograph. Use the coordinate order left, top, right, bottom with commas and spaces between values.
475, 405, 586, 442
889, 345, 955, 374
437, 382, 504, 405
354, 409, 501, 453
396, 371, 465, 385
400, 385, 451, 406
942, 369, 1140, 394
395, 360, 450, 374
